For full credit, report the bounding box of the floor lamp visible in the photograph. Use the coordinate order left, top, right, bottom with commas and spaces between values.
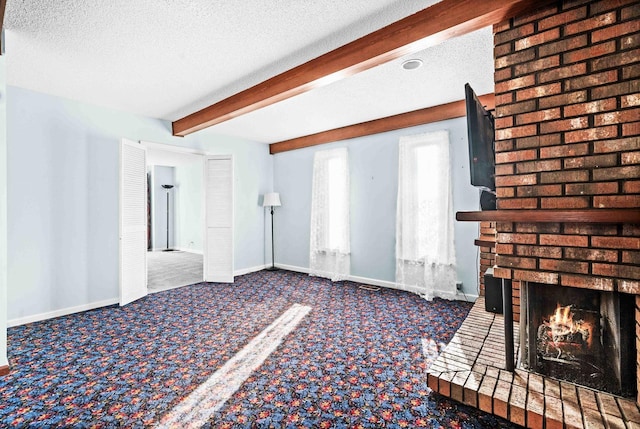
263, 192, 281, 271
162, 185, 175, 252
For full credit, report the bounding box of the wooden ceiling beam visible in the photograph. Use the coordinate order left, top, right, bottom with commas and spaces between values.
269, 93, 495, 154
172, 0, 550, 137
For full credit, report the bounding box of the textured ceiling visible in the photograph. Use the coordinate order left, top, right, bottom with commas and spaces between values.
207, 27, 494, 143
5, 0, 493, 144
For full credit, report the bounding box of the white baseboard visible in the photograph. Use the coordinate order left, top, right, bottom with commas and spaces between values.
344, 274, 398, 290
274, 263, 477, 302
275, 263, 400, 289
149, 248, 203, 254
234, 264, 268, 276
456, 293, 479, 302
275, 263, 311, 274
8, 297, 120, 327
175, 248, 204, 255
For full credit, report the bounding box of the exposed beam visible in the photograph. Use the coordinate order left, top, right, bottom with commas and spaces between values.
172, 0, 550, 137
269, 93, 495, 154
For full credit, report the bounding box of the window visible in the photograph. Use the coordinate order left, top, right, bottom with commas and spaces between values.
309, 148, 350, 281
396, 131, 456, 299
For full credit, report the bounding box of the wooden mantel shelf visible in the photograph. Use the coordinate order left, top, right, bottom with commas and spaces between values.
456, 209, 640, 223
474, 239, 496, 247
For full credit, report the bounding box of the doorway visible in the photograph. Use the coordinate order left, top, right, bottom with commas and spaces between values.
119, 140, 234, 305
146, 147, 204, 293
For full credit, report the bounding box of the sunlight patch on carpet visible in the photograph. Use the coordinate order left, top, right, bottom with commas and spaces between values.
422, 337, 446, 369
156, 303, 312, 429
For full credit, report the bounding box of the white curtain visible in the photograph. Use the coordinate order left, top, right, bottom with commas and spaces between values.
396, 131, 457, 300
309, 147, 350, 281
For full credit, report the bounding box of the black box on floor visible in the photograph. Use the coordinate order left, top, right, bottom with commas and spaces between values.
484, 269, 507, 314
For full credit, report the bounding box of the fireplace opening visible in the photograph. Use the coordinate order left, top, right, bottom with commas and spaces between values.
520, 282, 636, 398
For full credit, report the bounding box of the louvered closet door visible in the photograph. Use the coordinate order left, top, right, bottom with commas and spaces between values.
119, 138, 148, 305
204, 156, 234, 283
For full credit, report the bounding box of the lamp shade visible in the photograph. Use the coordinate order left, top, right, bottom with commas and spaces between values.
263, 192, 281, 207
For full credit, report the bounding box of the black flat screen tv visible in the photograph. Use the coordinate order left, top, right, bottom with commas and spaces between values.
465, 83, 495, 192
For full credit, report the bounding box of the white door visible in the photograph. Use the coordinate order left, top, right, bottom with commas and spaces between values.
119, 138, 148, 305
204, 156, 234, 283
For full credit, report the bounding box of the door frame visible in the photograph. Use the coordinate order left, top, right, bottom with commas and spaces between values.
140, 141, 233, 283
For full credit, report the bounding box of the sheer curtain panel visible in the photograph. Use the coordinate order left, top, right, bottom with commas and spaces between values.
396, 131, 457, 300
309, 148, 350, 281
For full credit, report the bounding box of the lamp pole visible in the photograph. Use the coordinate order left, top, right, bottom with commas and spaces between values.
262, 192, 281, 271
269, 205, 276, 270
162, 185, 174, 251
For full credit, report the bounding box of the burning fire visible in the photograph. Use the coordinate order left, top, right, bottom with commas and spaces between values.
548, 304, 593, 347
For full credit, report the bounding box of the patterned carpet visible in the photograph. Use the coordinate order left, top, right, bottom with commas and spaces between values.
0, 270, 520, 428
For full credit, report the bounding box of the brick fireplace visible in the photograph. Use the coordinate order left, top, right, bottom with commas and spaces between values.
490, 0, 639, 400
430, 0, 639, 426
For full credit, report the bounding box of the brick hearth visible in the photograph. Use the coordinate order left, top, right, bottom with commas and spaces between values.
428, 298, 640, 428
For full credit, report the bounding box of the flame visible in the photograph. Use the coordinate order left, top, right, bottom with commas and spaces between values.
548, 304, 593, 347
549, 304, 574, 336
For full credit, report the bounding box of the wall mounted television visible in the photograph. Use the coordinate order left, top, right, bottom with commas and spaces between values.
465, 83, 496, 209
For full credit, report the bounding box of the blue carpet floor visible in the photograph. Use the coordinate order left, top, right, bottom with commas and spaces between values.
0, 270, 520, 428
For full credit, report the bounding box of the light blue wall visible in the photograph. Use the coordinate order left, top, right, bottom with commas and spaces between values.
0, 57, 8, 367
7, 86, 273, 320
174, 161, 203, 253
5, 81, 478, 327
273, 117, 481, 297
151, 166, 175, 250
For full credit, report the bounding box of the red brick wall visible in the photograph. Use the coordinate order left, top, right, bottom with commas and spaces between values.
478, 221, 496, 296
491, 0, 640, 293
